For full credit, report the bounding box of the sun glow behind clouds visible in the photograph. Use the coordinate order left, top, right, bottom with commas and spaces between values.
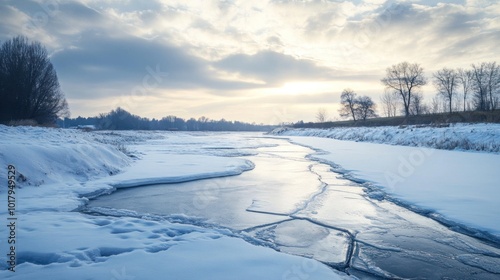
272, 79, 380, 98
275, 81, 334, 95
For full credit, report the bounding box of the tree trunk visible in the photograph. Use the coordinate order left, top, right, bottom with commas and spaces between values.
404, 104, 410, 117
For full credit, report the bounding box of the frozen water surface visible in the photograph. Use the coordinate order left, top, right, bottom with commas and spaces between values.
90, 138, 321, 229
88, 132, 500, 279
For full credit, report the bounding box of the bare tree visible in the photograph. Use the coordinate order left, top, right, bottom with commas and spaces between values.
485, 62, 500, 110
316, 108, 328, 123
410, 92, 427, 115
457, 68, 473, 111
380, 90, 398, 117
356, 96, 377, 120
0, 36, 68, 124
338, 89, 378, 121
381, 62, 427, 117
430, 95, 443, 114
472, 62, 490, 111
338, 89, 358, 121
433, 68, 458, 113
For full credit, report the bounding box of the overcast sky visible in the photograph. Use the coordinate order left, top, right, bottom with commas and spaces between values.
1, 0, 499, 123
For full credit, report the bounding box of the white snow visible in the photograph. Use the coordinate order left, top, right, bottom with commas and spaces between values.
0, 211, 342, 280
272, 127, 500, 238
272, 123, 500, 153
0, 126, 131, 187
99, 153, 255, 188
0, 126, 349, 279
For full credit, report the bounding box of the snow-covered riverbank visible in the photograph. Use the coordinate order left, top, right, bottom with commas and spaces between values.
0, 126, 349, 279
271, 123, 500, 153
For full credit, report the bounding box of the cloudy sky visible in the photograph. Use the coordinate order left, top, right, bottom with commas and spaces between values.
1, 0, 499, 123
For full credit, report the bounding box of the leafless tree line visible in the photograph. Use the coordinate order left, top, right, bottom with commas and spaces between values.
380, 61, 500, 117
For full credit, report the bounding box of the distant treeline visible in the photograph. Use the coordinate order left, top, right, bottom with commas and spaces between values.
58, 107, 276, 131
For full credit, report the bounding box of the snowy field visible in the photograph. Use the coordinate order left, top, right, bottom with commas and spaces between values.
0, 126, 350, 280
1, 125, 500, 279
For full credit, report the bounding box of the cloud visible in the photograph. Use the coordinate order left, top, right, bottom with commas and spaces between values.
330, 1, 500, 70
50, 33, 268, 100
0, 0, 109, 49
1, 0, 499, 122
213, 50, 335, 86
0, 5, 31, 40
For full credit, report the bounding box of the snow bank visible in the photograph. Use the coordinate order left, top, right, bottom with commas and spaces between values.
271, 123, 500, 153
0, 125, 131, 187
284, 136, 500, 240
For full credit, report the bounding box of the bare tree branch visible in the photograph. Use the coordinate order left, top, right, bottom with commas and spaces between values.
457, 68, 473, 111
381, 62, 427, 117
433, 68, 458, 113
338, 89, 358, 121
316, 108, 328, 123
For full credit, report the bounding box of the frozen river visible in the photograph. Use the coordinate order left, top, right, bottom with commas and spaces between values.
87, 133, 500, 279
